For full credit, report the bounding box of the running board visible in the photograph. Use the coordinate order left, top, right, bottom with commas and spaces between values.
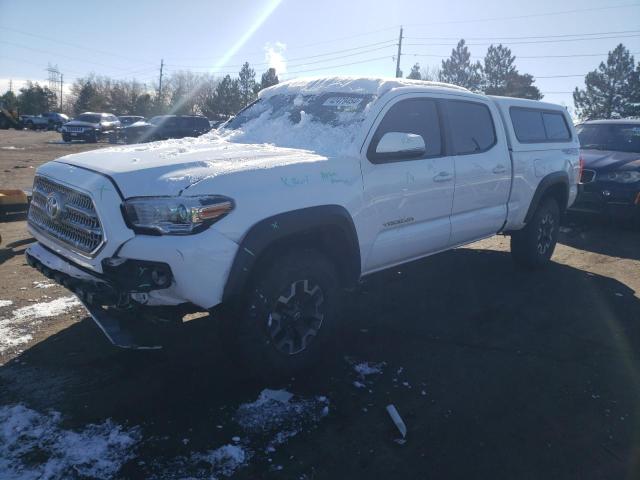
79, 298, 163, 350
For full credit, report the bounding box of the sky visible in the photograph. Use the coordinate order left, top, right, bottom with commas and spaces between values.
0, 0, 639, 114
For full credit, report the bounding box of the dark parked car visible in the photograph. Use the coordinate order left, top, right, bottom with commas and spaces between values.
61, 112, 120, 143
572, 119, 640, 225
121, 115, 211, 143
117, 115, 145, 127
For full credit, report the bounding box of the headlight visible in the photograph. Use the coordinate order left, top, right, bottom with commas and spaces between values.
123, 195, 234, 235
606, 171, 640, 183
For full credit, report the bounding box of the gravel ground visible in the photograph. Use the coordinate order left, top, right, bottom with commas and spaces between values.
0, 129, 639, 479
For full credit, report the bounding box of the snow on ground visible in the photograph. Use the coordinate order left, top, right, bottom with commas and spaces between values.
0, 296, 81, 353
0, 404, 140, 480
0, 300, 13, 308
32, 281, 55, 289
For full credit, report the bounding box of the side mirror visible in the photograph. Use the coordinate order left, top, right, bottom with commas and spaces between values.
375, 132, 426, 159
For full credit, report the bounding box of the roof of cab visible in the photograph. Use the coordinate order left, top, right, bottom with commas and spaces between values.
488, 95, 569, 112
259, 76, 470, 99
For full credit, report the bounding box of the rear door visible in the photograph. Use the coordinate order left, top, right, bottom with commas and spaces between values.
361, 94, 455, 272
444, 99, 511, 244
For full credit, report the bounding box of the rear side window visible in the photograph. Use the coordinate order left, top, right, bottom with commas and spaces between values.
368, 98, 443, 163
510, 107, 571, 143
542, 112, 571, 140
446, 100, 496, 155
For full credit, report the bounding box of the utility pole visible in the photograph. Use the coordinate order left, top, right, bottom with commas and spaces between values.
8, 79, 12, 93
158, 59, 164, 101
59, 74, 63, 111
395, 26, 403, 78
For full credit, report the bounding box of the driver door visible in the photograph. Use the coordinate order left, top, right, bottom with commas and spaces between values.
361, 95, 454, 272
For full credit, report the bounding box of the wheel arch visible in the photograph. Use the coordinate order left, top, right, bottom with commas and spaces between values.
523, 172, 570, 224
222, 205, 361, 305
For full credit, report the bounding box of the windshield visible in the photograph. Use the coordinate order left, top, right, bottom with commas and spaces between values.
577, 123, 640, 153
76, 114, 101, 123
222, 92, 375, 154
148, 116, 169, 126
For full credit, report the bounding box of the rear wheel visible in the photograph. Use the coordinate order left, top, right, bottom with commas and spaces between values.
229, 249, 341, 378
511, 198, 560, 269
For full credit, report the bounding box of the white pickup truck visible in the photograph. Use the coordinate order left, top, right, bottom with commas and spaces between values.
25, 77, 580, 375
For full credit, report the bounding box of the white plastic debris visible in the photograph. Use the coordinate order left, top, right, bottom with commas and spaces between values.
386, 404, 407, 439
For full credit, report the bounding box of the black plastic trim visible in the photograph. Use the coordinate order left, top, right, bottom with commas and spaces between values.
524, 172, 570, 224
222, 205, 361, 303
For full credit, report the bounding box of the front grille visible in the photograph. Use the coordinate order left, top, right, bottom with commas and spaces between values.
28, 176, 105, 256
581, 169, 596, 183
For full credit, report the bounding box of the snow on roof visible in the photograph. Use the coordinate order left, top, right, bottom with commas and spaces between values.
259, 76, 469, 99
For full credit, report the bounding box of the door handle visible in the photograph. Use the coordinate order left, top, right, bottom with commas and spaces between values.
492, 165, 507, 174
433, 172, 453, 182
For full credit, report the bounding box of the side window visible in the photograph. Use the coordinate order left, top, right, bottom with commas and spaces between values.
164, 117, 179, 128
368, 98, 442, 163
510, 107, 572, 143
447, 100, 496, 154
542, 112, 571, 140
510, 108, 546, 142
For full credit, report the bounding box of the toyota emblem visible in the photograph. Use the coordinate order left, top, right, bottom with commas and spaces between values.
45, 192, 63, 220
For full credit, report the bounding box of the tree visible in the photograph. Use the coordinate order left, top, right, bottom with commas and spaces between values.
481, 44, 542, 100
439, 39, 482, 91
260, 68, 279, 90
16, 82, 57, 114
482, 44, 516, 92
573, 44, 640, 120
0, 90, 18, 111
407, 63, 422, 80
215, 75, 242, 116
238, 62, 257, 108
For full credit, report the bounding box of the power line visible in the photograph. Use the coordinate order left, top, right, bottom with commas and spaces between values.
0, 25, 156, 66
404, 2, 640, 27
405, 51, 640, 59
165, 39, 397, 69
404, 33, 640, 48
285, 55, 394, 75
404, 29, 640, 41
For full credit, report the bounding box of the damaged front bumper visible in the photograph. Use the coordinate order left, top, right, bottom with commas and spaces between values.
26, 242, 195, 349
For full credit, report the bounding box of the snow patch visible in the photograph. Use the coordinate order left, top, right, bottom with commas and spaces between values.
0, 404, 140, 479
0, 300, 13, 308
191, 444, 248, 477
0, 296, 81, 353
33, 281, 55, 289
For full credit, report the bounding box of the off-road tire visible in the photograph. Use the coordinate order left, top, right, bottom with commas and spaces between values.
230, 249, 342, 378
511, 198, 560, 269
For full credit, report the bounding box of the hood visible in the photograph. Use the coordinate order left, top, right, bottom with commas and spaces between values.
64, 120, 99, 128
581, 148, 640, 171
124, 121, 152, 129
53, 136, 329, 197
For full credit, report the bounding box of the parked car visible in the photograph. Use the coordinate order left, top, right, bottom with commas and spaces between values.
60, 112, 120, 142
25, 77, 580, 377
571, 119, 640, 225
117, 115, 145, 127
23, 112, 69, 130
120, 115, 211, 143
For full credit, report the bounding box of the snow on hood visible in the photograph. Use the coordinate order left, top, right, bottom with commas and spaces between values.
54, 136, 328, 197
259, 76, 467, 99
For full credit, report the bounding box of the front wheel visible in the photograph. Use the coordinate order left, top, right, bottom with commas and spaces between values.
229, 249, 342, 378
511, 198, 560, 269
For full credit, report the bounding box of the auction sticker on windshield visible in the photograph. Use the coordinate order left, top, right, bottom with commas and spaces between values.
322, 96, 363, 109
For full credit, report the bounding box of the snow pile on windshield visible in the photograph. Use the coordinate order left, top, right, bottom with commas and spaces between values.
0, 404, 140, 479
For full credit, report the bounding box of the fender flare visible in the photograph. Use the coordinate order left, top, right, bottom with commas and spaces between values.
222, 205, 361, 303
524, 171, 569, 224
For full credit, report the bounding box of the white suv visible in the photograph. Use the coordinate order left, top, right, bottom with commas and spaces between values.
26, 77, 580, 375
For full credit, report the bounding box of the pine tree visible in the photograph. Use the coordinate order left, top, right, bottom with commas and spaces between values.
238, 62, 257, 108
482, 44, 516, 93
439, 40, 482, 91
260, 68, 279, 90
17, 82, 57, 114
407, 63, 422, 80
573, 44, 640, 120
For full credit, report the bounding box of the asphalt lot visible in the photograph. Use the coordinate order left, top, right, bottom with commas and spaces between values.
0, 129, 639, 479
